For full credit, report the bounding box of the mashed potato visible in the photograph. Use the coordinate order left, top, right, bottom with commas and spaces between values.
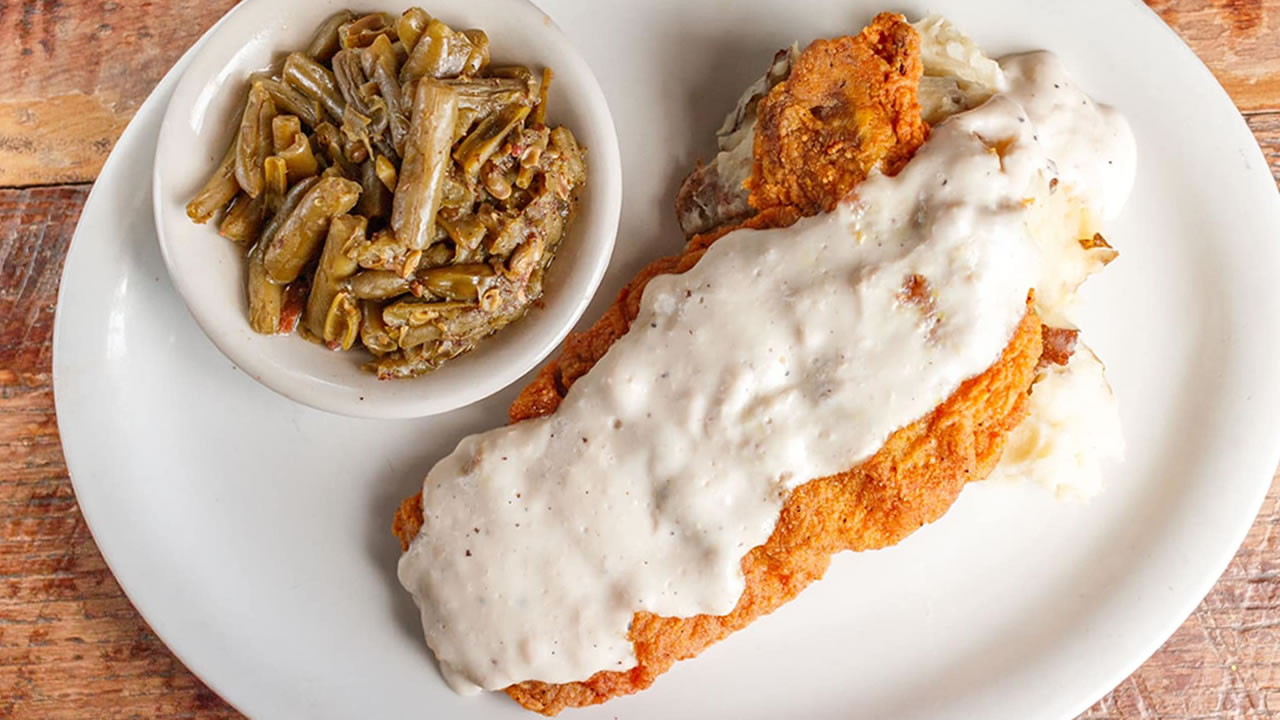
915, 15, 1124, 500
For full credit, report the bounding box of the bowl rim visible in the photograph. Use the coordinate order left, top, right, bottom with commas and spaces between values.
151, 0, 622, 419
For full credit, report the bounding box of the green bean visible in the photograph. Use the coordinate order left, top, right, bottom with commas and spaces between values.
338, 12, 396, 49
515, 165, 536, 191
332, 49, 372, 116
341, 107, 374, 163
356, 157, 393, 222
507, 234, 544, 278
369, 345, 455, 379
257, 77, 323, 130
544, 126, 588, 198
360, 300, 398, 354
402, 248, 424, 277
515, 125, 550, 189
370, 123, 399, 163
218, 192, 264, 245
350, 270, 411, 300
303, 213, 365, 339
359, 82, 389, 127
391, 78, 458, 251
438, 213, 486, 250
354, 228, 403, 270
362, 34, 410, 153
322, 291, 362, 350
441, 76, 534, 114
313, 122, 358, 179
333, 65, 391, 149
235, 83, 277, 198
306, 10, 356, 62
263, 176, 362, 284
460, 29, 490, 75
523, 265, 547, 303
264, 156, 288, 213
400, 18, 475, 83
260, 176, 319, 248
419, 263, 494, 301
427, 293, 514, 341
247, 242, 284, 335
454, 102, 530, 177
278, 132, 319, 183
486, 65, 534, 83
397, 7, 431, 52
440, 172, 477, 215
424, 240, 454, 267
375, 154, 397, 191
397, 322, 443, 349
283, 52, 345, 122
383, 299, 474, 328
186, 139, 239, 223
271, 115, 302, 153
532, 67, 552, 126
363, 31, 403, 75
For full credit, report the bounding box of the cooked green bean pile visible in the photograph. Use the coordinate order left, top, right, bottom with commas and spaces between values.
186, 8, 587, 379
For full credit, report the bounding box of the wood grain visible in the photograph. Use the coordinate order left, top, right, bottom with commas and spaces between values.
1079, 488, 1280, 719
0, 0, 1278, 186
0, 1, 1278, 718
1147, 0, 1280, 116
0, 0, 238, 186
0, 187, 236, 719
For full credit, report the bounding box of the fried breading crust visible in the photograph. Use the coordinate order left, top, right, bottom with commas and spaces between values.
747, 13, 928, 215
391, 13, 1043, 715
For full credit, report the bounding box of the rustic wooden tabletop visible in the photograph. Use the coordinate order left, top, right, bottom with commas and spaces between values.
1, 1, 1278, 718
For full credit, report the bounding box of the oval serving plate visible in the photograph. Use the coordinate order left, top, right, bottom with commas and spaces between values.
54, 0, 1280, 718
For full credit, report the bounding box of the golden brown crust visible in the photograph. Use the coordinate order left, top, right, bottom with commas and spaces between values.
392, 492, 424, 554
747, 12, 928, 215
392, 14, 1041, 715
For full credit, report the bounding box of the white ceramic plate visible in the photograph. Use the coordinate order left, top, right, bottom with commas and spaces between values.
54, 1, 1280, 718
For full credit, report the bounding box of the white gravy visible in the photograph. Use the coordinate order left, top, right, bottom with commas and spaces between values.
398, 50, 1135, 694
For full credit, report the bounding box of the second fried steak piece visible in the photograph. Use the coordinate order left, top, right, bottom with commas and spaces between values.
392, 12, 1039, 716
749, 13, 928, 215
673, 12, 929, 238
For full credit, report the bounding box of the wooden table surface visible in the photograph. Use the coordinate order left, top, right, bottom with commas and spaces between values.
2, 1, 1278, 718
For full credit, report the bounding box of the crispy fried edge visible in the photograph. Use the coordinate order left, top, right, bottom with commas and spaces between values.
747, 12, 929, 215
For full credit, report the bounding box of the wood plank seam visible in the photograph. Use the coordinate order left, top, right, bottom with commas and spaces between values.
0, 181, 95, 192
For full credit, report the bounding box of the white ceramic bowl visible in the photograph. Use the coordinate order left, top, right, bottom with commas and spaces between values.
153, 0, 621, 419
